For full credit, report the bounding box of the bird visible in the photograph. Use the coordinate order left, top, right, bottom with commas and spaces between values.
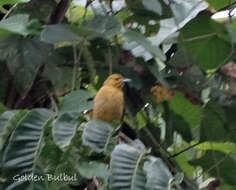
92, 74, 131, 123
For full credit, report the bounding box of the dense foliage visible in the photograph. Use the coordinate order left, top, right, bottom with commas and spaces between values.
1, 0, 236, 189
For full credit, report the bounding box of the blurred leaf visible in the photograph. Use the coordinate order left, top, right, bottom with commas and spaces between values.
0, 103, 5, 115
85, 15, 121, 38
77, 161, 109, 180
66, 4, 93, 24
110, 144, 146, 190
206, 0, 235, 10
53, 112, 80, 149
180, 14, 232, 70
190, 150, 236, 186
142, 0, 162, 15
169, 91, 203, 131
0, 14, 32, 36
123, 29, 166, 61
169, 111, 193, 142
0, 0, 30, 6
144, 156, 172, 190
170, 0, 208, 28
0, 36, 55, 92
196, 142, 236, 154
82, 120, 114, 153
175, 152, 196, 178
200, 101, 229, 142
59, 90, 93, 114
150, 18, 179, 46
0, 110, 28, 151
1, 109, 54, 189
40, 24, 81, 45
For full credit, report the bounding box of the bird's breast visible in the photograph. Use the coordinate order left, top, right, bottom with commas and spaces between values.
92, 86, 124, 123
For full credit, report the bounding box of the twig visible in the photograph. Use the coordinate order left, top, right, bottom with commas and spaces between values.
119, 131, 133, 144
2, 3, 18, 20
71, 42, 84, 90
195, 154, 229, 180
49, 94, 59, 115
168, 142, 201, 159
108, 47, 113, 75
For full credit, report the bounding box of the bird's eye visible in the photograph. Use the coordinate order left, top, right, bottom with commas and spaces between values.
115, 78, 119, 80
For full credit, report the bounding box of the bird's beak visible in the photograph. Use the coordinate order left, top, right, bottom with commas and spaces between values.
123, 78, 132, 83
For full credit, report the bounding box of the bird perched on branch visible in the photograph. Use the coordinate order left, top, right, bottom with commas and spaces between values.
92, 74, 131, 123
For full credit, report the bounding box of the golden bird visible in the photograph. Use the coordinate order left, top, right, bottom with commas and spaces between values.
92, 74, 131, 123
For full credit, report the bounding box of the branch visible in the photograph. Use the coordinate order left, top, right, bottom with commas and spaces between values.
48, 0, 72, 24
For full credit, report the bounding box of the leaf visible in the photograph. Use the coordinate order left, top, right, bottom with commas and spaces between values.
0, 36, 55, 92
200, 102, 229, 142
170, 0, 208, 28
0, 0, 30, 6
53, 112, 80, 149
189, 151, 236, 186
150, 18, 179, 46
77, 161, 109, 180
196, 142, 236, 154
169, 91, 203, 132
144, 156, 172, 190
206, 0, 234, 10
110, 144, 146, 190
123, 29, 166, 61
0, 102, 5, 115
180, 14, 232, 70
85, 15, 121, 38
59, 90, 93, 114
142, 0, 162, 15
66, 4, 94, 24
82, 120, 114, 153
0, 14, 32, 36
40, 24, 81, 45
1, 109, 54, 189
0, 110, 28, 151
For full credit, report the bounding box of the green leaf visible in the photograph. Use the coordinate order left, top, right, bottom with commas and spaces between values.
53, 112, 80, 149
110, 144, 146, 190
0, 110, 28, 151
123, 29, 166, 61
200, 101, 229, 142
85, 15, 121, 38
169, 91, 203, 132
40, 24, 81, 45
0, 102, 5, 115
0, 14, 32, 36
66, 4, 93, 24
144, 156, 172, 190
59, 90, 93, 114
196, 142, 236, 154
0, 0, 30, 6
0, 36, 55, 92
77, 161, 109, 180
1, 109, 54, 189
82, 120, 114, 153
170, 0, 208, 28
189, 151, 236, 186
180, 14, 232, 70
205, 0, 235, 10
142, 0, 162, 15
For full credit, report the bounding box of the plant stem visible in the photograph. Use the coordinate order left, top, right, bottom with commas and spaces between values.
2, 3, 18, 20
168, 142, 201, 159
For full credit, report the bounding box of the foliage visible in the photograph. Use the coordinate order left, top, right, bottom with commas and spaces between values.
0, 0, 236, 190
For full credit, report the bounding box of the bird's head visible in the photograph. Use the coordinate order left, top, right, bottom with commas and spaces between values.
103, 74, 131, 89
